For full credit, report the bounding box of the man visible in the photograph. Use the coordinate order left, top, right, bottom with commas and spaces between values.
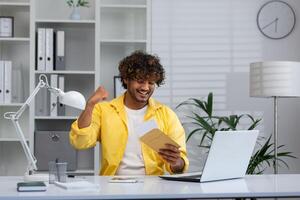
70, 51, 189, 175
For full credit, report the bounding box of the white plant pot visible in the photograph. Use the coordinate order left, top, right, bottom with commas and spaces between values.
70, 7, 81, 20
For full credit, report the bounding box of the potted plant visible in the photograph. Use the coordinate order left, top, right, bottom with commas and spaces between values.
66, 0, 89, 20
177, 92, 296, 174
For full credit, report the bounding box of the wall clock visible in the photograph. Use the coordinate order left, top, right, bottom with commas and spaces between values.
257, 0, 296, 39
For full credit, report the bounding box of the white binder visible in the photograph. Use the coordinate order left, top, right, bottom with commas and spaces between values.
12, 67, 23, 103
58, 75, 65, 116
50, 74, 58, 116
55, 31, 65, 70
0, 61, 4, 103
4, 61, 12, 103
35, 86, 49, 116
37, 28, 46, 71
45, 28, 54, 71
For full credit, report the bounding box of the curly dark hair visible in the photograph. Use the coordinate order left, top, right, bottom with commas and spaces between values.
118, 51, 165, 89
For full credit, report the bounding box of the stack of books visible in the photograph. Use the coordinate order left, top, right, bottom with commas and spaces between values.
17, 181, 47, 192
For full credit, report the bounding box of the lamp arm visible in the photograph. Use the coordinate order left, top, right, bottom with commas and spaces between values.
14, 79, 47, 119
11, 119, 37, 172
3, 77, 48, 174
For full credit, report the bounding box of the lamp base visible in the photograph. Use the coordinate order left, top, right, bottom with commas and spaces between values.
24, 172, 48, 182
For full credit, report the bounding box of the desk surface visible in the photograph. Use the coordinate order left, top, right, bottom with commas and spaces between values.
1, 174, 300, 199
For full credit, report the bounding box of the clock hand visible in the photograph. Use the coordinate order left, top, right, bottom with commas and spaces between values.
275, 18, 278, 33
261, 18, 278, 30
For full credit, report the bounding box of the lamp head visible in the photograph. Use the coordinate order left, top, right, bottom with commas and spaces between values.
250, 61, 300, 97
39, 74, 86, 110
58, 90, 86, 110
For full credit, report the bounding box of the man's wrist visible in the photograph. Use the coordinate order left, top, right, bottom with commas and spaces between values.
86, 102, 96, 110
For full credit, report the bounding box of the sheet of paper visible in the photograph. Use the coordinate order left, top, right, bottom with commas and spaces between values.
54, 181, 99, 190
139, 128, 180, 153
135, 119, 158, 137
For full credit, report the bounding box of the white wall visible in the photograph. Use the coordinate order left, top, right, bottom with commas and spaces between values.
151, 0, 300, 173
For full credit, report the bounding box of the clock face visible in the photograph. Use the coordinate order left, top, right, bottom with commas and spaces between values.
257, 0, 296, 39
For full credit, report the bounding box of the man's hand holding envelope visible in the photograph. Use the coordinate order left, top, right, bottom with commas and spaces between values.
140, 128, 185, 173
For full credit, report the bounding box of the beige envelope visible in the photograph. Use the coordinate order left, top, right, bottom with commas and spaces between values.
139, 128, 180, 153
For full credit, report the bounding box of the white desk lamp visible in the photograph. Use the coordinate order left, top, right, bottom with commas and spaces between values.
4, 74, 86, 181
250, 61, 300, 174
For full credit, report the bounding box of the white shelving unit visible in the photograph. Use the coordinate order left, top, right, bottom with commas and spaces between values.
30, 0, 96, 175
1, 0, 150, 176
0, 0, 30, 176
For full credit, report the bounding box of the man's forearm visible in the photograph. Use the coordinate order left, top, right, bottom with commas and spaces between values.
77, 104, 95, 129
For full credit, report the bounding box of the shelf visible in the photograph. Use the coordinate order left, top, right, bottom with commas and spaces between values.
0, 103, 23, 107
0, 138, 29, 142
100, 39, 147, 43
0, 37, 30, 42
35, 116, 78, 120
100, 5, 146, 9
100, 0, 146, 6
35, 19, 96, 24
34, 70, 95, 75
0, 2, 30, 7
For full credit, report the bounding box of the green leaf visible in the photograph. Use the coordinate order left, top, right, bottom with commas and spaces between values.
206, 92, 213, 117
186, 128, 202, 142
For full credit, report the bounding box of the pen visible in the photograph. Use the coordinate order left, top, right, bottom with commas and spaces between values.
55, 158, 60, 182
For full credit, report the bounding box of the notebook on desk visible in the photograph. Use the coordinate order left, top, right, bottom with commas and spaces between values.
160, 130, 259, 182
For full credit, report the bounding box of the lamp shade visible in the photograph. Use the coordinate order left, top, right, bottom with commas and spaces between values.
250, 61, 300, 97
58, 91, 86, 110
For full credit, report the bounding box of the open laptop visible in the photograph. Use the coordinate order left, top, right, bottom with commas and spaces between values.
159, 130, 259, 182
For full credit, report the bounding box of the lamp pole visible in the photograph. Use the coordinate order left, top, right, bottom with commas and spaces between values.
274, 96, 278, 174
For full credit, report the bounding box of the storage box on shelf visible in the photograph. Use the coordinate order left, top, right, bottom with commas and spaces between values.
34, 119, 94, 174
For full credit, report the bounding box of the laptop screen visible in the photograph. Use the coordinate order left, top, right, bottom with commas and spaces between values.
160, 130, 258, 182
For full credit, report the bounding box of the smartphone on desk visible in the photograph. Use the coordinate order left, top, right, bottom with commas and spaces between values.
109, 177, 138, 183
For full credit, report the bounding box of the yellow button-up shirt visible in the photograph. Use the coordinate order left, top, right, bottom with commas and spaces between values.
69, 94, 189, 175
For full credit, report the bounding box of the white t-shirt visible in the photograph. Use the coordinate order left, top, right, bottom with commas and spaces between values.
115, 106, 147, 175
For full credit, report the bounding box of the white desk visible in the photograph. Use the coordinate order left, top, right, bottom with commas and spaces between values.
1, 174, 300, 199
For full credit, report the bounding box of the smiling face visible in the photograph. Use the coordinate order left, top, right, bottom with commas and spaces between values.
124, 78, 156, 109
118, 51, 165, 109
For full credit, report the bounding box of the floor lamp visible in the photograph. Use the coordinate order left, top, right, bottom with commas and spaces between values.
250, 61, 300, 174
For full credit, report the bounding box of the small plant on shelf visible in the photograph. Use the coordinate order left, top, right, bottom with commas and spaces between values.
66, 0, 89, 20
66, 0, 89, 7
